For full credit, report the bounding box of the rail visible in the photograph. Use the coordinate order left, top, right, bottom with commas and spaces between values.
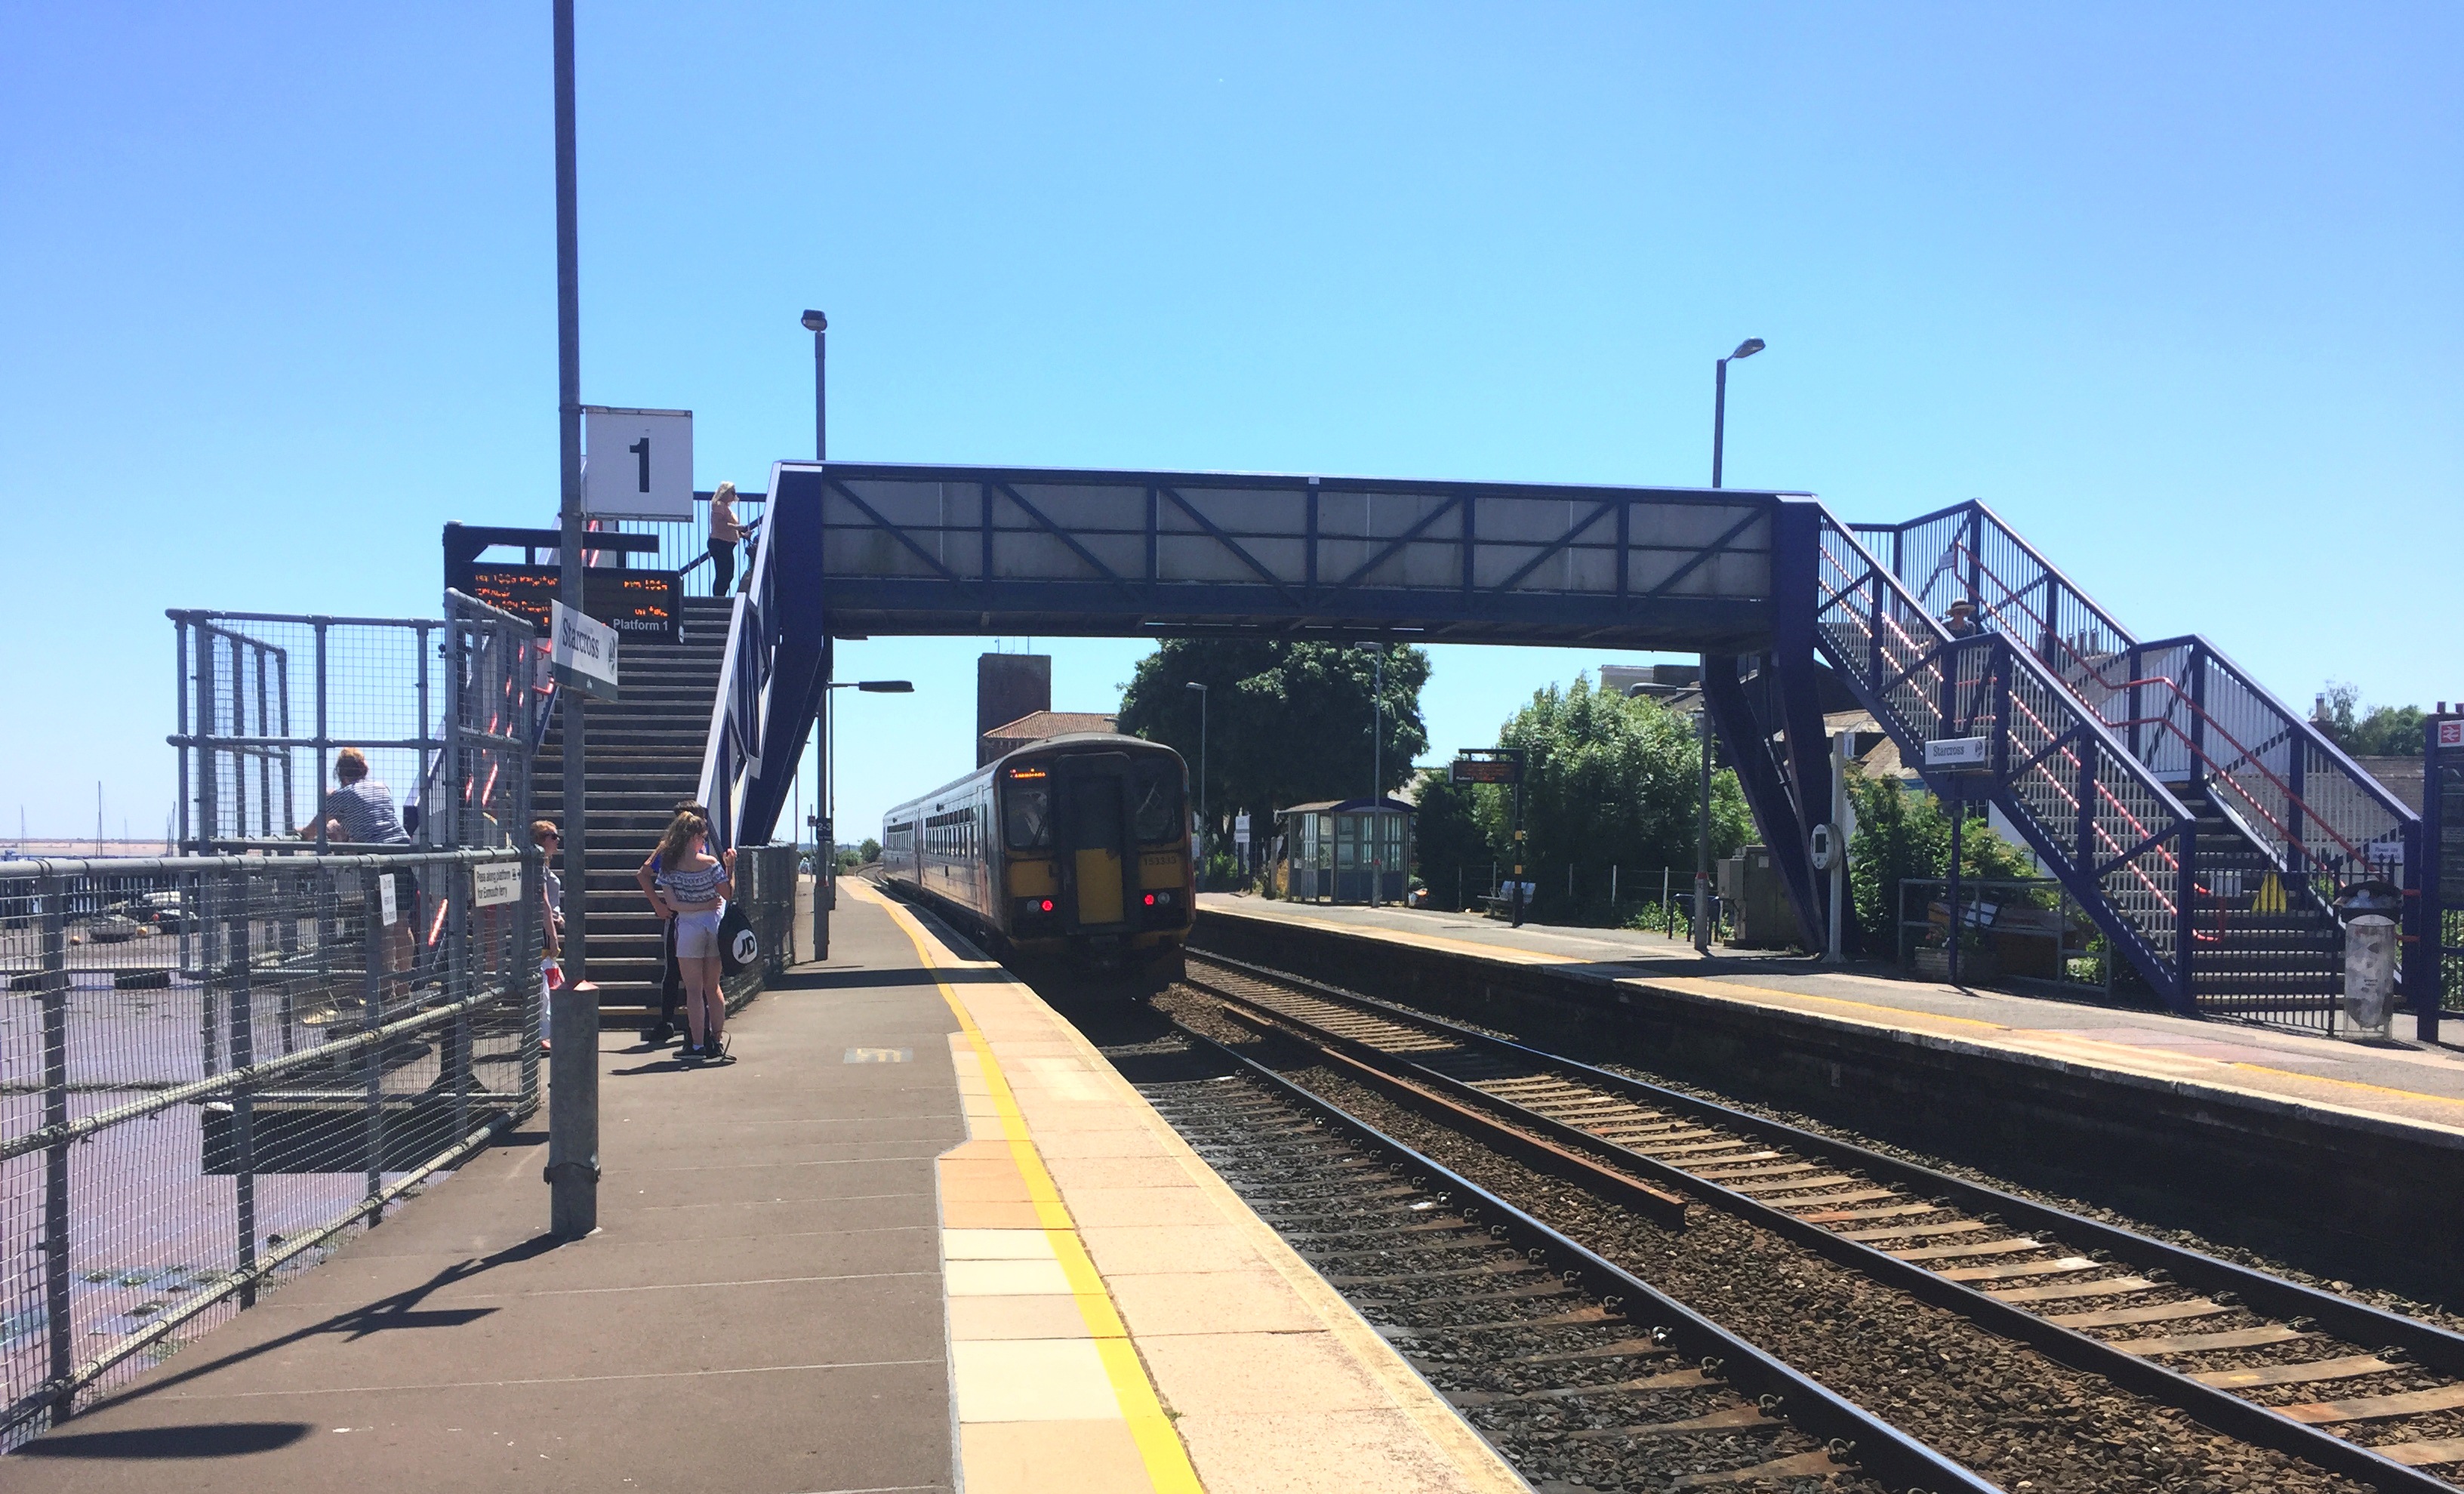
1190, 950, 2464, 1494
1856, 501, 2417, 888
1813, 512, 2200, 1005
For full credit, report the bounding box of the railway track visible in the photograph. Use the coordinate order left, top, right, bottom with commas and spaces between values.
1138, 1031, 1995, 1494
1181, 950, 2464, 1494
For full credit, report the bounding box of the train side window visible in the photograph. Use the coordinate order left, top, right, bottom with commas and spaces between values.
1005, 784, 1052, 850
1132, 765, 1180, 843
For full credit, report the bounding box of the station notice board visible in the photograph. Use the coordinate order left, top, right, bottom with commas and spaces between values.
464, 565, 680, 645
1450, 750, 1523, 786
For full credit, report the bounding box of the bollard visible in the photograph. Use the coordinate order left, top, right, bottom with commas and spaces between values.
546, 979, 600, 1239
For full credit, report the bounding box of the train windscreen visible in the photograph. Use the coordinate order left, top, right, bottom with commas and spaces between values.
1131, 764, 1180, 842
1005, 782, 1051, 850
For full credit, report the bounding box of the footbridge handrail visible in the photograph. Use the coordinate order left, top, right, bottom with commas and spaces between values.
1854, 501, 2417, 886
1813, 511, 2200, 1006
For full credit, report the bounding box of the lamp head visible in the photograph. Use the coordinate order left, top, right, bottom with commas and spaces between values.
855, 679, 913, 693
1729, 337, 1766, 361
1184, 681, 1208, 693
801, 310, 829, 333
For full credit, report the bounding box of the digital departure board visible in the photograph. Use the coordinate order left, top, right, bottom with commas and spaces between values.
463, 565, 681, 645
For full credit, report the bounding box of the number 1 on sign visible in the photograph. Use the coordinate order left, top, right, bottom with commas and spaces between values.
629, 436, 651, 493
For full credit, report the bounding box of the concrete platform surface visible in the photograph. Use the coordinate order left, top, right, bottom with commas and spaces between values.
1200, 895, 2464, 1139
7, 882, 1525, 1494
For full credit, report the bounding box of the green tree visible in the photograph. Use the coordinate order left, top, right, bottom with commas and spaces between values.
2316, 682, 2429, 757
1474, 676, 1752, 920
1115, 639, 1430, 839
1843, 764, 2040, 953
1411, 769, 1491, 911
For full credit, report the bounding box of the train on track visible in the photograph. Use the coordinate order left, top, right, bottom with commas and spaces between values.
880, 733, 1194, 991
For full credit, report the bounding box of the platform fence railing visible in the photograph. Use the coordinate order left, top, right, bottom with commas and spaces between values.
0, 846, 541, 1449
720, 844, 800, 1007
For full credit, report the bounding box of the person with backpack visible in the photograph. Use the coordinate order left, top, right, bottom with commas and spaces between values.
649, 812, 735, 1062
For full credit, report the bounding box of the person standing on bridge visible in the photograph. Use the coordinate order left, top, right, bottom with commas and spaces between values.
707, 481, 744, 596
651, 812, 735, 1062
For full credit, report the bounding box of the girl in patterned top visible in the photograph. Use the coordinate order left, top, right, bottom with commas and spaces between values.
650, 813, 736, 1061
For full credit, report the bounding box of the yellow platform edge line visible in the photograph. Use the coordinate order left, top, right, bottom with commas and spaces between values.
869, 883, 1205, 1494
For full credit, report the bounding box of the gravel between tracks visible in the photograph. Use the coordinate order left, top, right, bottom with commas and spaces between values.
1159, 987, 2371, 1494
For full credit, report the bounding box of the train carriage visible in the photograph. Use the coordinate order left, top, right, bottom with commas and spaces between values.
881, 733, 1192, 990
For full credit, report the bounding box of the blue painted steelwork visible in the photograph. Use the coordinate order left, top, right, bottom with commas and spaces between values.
695, 461, 2225, 1005
1811, 517, 2201, 1009
1857, 499, 2424, 1029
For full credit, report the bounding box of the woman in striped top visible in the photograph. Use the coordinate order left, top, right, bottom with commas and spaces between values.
651, 813, 736, 1061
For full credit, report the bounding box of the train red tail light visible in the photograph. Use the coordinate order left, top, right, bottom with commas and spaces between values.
1039, 898, 1055, 912
1143, 893, 1156, 906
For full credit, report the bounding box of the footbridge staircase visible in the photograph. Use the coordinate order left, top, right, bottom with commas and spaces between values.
684, 461, 2422, 1033
1840, 503, 2419, 1024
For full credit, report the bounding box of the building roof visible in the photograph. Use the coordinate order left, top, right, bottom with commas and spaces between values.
1279, 796, 1414, 816
981, 710, 1118, 744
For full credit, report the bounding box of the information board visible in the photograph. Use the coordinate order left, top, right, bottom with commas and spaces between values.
1449, 748, 1525, 786
465, 565, 680, 644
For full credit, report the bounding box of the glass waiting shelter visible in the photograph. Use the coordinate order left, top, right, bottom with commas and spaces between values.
1277, 799, 1412, 904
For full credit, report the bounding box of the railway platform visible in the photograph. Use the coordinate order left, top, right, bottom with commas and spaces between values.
1194, 893, 2464, 1300
5, 884, 1523, 1494
1199, 894, 2464, 1130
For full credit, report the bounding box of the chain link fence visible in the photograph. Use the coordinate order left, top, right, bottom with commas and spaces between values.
1, 846, 541, 1446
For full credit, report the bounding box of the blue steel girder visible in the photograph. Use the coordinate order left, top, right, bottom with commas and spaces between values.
793, 462, 1795, 653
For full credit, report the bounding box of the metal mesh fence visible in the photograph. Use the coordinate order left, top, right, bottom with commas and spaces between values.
0, 848, 541, 1446
171, 593, 544, 857
721, 845, 799, 1007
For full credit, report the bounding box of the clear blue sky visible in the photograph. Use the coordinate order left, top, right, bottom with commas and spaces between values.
5, 4, 2456, 842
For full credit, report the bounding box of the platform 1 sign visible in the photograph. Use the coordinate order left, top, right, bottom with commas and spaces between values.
551, 601, 621, 703
582, 406, 694, 520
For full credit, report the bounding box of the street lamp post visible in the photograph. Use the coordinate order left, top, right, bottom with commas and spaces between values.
801, 310, 827, 461
1184, 682, 1209, 842
1695, 337, 1765, 955
809, 678, 911, 962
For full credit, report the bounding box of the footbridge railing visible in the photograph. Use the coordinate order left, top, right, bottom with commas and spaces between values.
1853, 501, 2418, 892
1814, 514, 2201, 1006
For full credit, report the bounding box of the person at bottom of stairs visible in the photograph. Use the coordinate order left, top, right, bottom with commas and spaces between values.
634, 799, 710, 1046
651, 812, 735, 1063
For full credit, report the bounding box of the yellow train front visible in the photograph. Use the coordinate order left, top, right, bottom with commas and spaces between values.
880, 733, 1193, 991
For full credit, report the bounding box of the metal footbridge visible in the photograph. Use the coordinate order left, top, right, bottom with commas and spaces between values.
694, 461, 2424, 1029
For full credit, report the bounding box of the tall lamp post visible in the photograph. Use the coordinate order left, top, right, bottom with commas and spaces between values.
809, 678, 911, 962
1184, 682, 1209, 838
801, 310, 827, 460
1697, 337, 1764, 953
546, 0, 598, 1244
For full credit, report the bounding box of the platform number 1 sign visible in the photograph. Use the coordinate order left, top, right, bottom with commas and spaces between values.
582, 406, 694, 520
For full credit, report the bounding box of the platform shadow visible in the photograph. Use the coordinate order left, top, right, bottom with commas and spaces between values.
16, 1422, 313, 1459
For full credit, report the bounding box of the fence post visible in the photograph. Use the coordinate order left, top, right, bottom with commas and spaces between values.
226, 867, 258, 1308
40, 873, 72, 1425
548, 980, 602, 1240
362, 864, 386, 1221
